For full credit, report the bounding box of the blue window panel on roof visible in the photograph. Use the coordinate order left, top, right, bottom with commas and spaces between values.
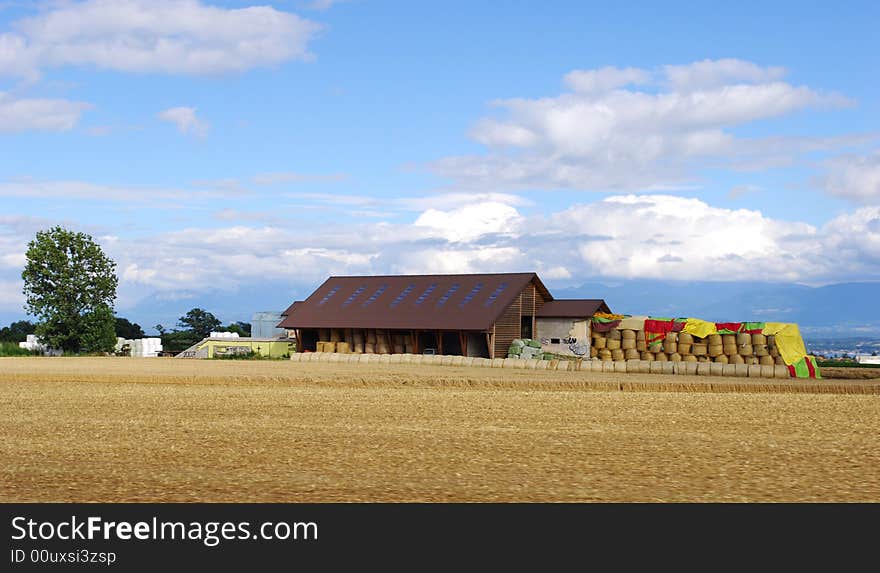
414, 284, 438, 305
436, 283, 460, 307
317, 286, 341, 306
459, 283, 484, 307
362, 285, 388, 307
390, 285, 415, 308
342, 286, 367, 307
483, 283, 508, 306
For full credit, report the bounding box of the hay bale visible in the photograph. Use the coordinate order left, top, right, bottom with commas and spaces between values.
684, 362, 698, 376
389, 354, 402, 364
721, 334, 736, 346
501, 358, 519, 369
621, 338, 636, 350
593, 337, 607, 349
638, 360, 651, 374
441, 355, 455, 366
621, 329, 636, 340
774, 356, 785, 365
697, 356, 711, 362
751, 333, 766, 345
735, 364, 749, 378
524, 359, 538, 370
590, 346, 598, 358
692, 343, 707, 356
684, 355, 698, 363
663, 340, 677, 354
451, 356, 464, 366
662, 362, 674, 375
747, 364, 763, 378
714, 354, 729, 364
289, 353, 302, 362
748, 357, 759, 365
760, 365, 775, 378
650, 361, 663, 374
640, 351, 653, 361
754, 344, 769, 357
759, 355, 775, 366
774, 365, 790, 378
324, 341, 337, 353
665, 332, 678, 343
708, 334, 722, 346
722, 364, 737, 377
599, 349, 612, 361
708, 344, 723, 357
672, 361, 687, 375
336, 341, 350, 354
605, 338, 621, 350
600, 361, 614, 373
669, 352, 682, 362
591, 360, 604, 372
624, 348, 640, 360
730, 354, 745, 365
736, 333, 751, 345
723, 344, 738, 356
611, 348, 625, 361
613, 361, 627, 373
769, 347, 779, 357
625, 359, 640, 373
328, 353, 341, 363
558, 360, 572, 371
655, 352, 668, 362
635, 338, 647, 352
490, 358, 504, 368
696, 363, 711, 376
536, 360, 549, 370
709, 362, 723, 377
738, 344, 753, 356
608, 329, 622, 340
677, 343, 692, 355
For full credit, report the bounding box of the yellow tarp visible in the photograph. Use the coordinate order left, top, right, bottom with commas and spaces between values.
682, 318, 717, 338
763, 322, 807, 366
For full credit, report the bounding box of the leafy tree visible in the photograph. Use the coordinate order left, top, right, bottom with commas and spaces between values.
177, 308, 221, 339
222, 321, 252, 337
0, 320, 36, 343
115, 317, 145, 339
22, 226, 118, 353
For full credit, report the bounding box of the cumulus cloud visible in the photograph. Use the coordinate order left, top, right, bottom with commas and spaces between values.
0, 91, 90, 132
157, 106, 209, 137
819, 151, 880, 203
435, 59, 851, 191
0, 0, 321, 78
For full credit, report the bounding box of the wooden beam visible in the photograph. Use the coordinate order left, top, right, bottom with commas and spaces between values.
459, 331, 467, 357
437, 331, 443, 355
411, 330, 419, 354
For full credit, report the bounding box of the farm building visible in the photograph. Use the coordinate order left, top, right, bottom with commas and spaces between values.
277, 272, 610, 359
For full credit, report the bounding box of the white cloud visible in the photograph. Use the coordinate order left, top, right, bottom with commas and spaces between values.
819, 152, 880, 203
0, 0, 321, 78
0, 91, 90, 132
157, 106, 209, 137
414, 201, 523, 242
435, 59, 852, 191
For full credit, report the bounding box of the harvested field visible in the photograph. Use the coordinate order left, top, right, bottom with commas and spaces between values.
1, 357, 879, 502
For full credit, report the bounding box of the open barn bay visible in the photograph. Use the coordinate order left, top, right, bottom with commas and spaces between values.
1, 357, 878, 502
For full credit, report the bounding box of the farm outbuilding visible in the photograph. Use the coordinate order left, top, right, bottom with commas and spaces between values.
277, 272, 610, 359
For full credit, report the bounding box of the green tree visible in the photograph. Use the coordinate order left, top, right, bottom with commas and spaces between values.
222, 321, 252, 337
0, 320, 36, 343
115, 317, 145, 339
21, 226, 118, 354
177, 308, 221, 339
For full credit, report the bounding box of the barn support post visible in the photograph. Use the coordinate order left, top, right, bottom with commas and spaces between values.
459, 331, 466, 357
437, 331, 443, 355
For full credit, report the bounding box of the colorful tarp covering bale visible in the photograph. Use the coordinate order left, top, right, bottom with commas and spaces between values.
591, 312, 625, 332
787, 355, 822, 379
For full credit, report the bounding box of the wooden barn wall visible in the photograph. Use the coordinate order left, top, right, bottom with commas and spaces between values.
534, 282, 548, 311
494, 291, 523, 357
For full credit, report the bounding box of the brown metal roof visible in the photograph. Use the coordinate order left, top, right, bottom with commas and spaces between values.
280, 300, 302, 317
535, 299, 610, 318
278, 272, 550, 331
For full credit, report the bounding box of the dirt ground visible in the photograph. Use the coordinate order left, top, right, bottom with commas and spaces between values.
1, 357, 878, 502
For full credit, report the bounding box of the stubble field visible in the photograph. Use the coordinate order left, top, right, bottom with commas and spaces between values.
1, 357, 878, 502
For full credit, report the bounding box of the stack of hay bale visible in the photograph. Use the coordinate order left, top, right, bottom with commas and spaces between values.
315, 329, 399, 354
507, 339, 547, 360
591, 328, 785, 366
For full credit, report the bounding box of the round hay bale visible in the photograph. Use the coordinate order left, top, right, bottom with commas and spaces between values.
502, 358, 518, 368
640, 351, 653, 361
662, 362, 674, 375
721, 334, 736, 346
759, 355, 775, 366
709, 362, 723, 377
692, 343, 708, 356
635, 339, 647, 352
774, 364, 790, 378
650, 361, 663, 374
461, 357, 474, 366
672, 361, 687, 375
669, 352, 682, 362
611, 348, 625, 361
730, 354, 745, 365
599, 349, 612, 360
626, 359, 641, 373
677, 332, 693, 345
684, 362, 698, 375
735, 364, 749, 378
722, 364, 737, 377
591, 360, 604, 372
638, 360, 650, 374
608, 329, 622, 340
748, 357, 759, 365
697, 356, 711, 362
759, 365, 774, 378
736, 333, 751, 345
388, 354, 401, 364
549, 359, 561, 370
722, 344, 738, 356
613, 361, 627, 373
665, 332, 678, 343
708, 344, 723, 357
358, 354, 371, 364
536, 360, 549, 370
442, 355, 455, 366
593, 337, 607, 349
738, 344, 753, 356
328, 353, 341, 363
714, 354, 729, 364
655, 352, 668, 362
624, 348, 640, 360
601, 361, 615, 373
754, 344, 769, 357
684, 355, 698, 362
621, 329, 636, 340
621, 338, 636, 350
490, 358, 504, 368
677, 343, 692, 355
769, 347, 779, 357
289, 353, 302, 362
696, 363, 711, 376
605, 338, 621, 350
747, 364, 763, 378
751, 333, 766, 345
663, 341, 677, 354
411, 355, 423, 365
774, 356, 785, 365
590, 346, 598, 358
524, 359, 538, 370
708, 334, 722, 346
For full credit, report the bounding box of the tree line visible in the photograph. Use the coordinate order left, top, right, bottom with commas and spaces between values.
8, 226, 250, 355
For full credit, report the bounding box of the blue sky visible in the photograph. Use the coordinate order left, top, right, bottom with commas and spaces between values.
1, 0, 879, 331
